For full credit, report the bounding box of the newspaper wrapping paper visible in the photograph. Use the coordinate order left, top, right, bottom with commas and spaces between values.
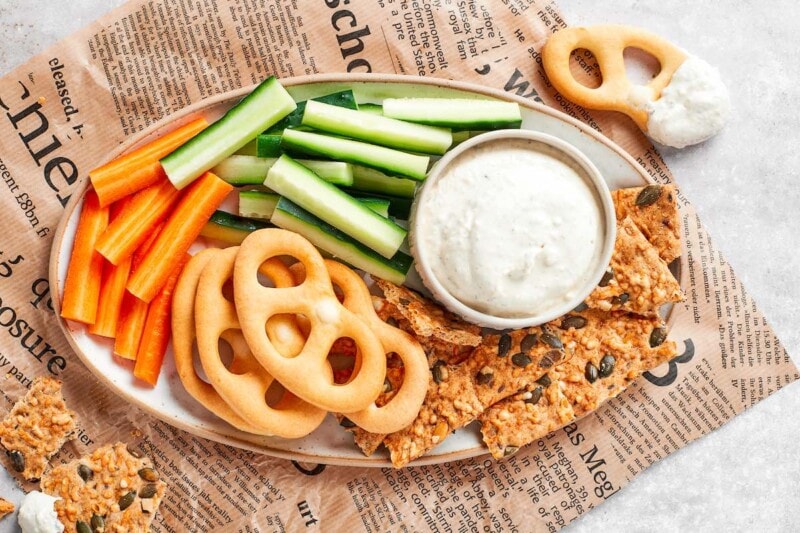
0, 0, 796, 531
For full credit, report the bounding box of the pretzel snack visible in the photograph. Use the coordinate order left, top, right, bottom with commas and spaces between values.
195, 246, 327, 438
234, 229, 387, 413
542, 24, 688, 130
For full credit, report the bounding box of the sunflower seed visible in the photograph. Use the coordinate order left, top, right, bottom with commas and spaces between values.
382, 377, 393, 394
511, 353, 532, 368
126, 445, 143, 458
76, 521, 92, 533
585, 363, 599, 383
90, 514, 105, 532
572, 301, 589, 312
386, 316, 399, 327
476, 367, 494, 386
138, 467, 159, 482
497, 334, 512, 357
560, 315, 587, 330
650, 327, 668, 347
78, 464, 93, 482
540, 331, 563, 349
118, 491, 136, 511
503, 446, 520, 457
8, 450, 24, 473
611, 293, 629, 306
520, 333, 538, 353
139, 483, 158, 499
599, 354, 616, 378
526, 386, 544, 405
432, 361, 447, 383
636, 184, 663, 207
599, 269, 614, 287
536, 374, 552, 387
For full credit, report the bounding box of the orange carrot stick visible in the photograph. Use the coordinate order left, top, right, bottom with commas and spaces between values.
113, 225, 162, 360
133, 253, 190, 386
61, 189, 109, 324
88, 201, 132, 337
95, 178, 182, 265
90, 118, 208, 207
127, 172, 232, 303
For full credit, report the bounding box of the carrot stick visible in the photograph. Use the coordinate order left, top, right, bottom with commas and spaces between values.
133, 253, 190, 386
90, 118, 208, 207
61, 189, 109, 324
113, 225, 162, 360
127, 172, 232, 303
95, 178, 182, 265
88, 201, 132, 337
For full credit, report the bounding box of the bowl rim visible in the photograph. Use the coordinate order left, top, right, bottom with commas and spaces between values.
409, 129, 618, 329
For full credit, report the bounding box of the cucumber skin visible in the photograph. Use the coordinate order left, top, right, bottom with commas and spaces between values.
271, 198, 412, 284
201, 210, 271, 244
161, 76, 297, 189
350, 165, 417, 199
257, 134, 283, 158
382, 98, 522, 131
280, 129, 430, 181
301, 100, 453, 155
343, 189, 412, 220
238, 190, 280, 219
266, 90, 357, 133
266, 155, 406, 259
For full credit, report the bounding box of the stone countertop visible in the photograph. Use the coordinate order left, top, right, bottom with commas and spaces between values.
1, 1, 798, 531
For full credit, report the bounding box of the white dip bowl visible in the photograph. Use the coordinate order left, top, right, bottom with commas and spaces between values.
409, 130, 616, 329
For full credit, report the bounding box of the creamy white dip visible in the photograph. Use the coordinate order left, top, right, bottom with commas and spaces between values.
18, 491, 63, 533
415, 138, 604, 318
645, 55, 730, 148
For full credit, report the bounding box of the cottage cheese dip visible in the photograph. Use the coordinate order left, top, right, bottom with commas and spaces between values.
412, 133, 611, 323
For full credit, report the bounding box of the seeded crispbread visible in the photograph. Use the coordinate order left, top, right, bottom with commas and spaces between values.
480, 309, 677, 458
612, 184, 681, 263
0, 376, 77, 481
374, 279, 482, 347
383, 326, 567, 468
586, 216, 683, 316
40, 442, 166, 533
0, 497, 13, 519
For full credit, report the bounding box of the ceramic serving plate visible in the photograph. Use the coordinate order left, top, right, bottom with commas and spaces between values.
50, 74, 663, 468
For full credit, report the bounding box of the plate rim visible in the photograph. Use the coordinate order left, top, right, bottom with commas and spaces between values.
49, 73, 661, 468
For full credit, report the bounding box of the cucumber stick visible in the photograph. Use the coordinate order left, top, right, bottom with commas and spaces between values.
344, 189, 412, 220
162, 76, 296, 189
256, 134, 283, 158
281, 129, 429, 181
266, 90, 357, 133
382, 98, 522, 131
212, 155, 353, 186
301, 100, 452, 155
239, 190, 389, 219
356, 103, 383, 115
351, 165, 417, 198
200, 210, 271, 245
265, 155, 406, 259
271, 198, 412, 285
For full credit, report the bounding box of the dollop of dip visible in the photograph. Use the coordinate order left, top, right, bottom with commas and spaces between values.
18, 491, 63, 533
645, 55, 731, 148
415, 137, 604, 318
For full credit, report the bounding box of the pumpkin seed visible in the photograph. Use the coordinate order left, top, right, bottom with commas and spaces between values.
90, 514, 105, 531
540, 332, 562, 349
118, 491, 136, 511
76, 521, 92, 533
339, 417, 355, 428
398, 297, 410, 306
511, 353, 531, 368
538, 355, 554, 369
636, 184, 662, 207
599, 269, 614, 287
126, 445, 142, 458
432, 361, 447, 383
526, 386, 544, 405
611, 292, 629, 306
650, 327, 668, 347
503, 446, 519, 457
519, 333, 538, 353
78, 464, 93, 482
382, 377, 393, 394
9, 450, 25, 473
585, 362, 599, 383
560, 315, 587, 330
572, 301, 589, 312
138, 467, 159, 483
497, 334, 512, 357
139, 483, 158, 499
476, 367, 494, 386
536, 374, 552, 387
599, 354, 616, 378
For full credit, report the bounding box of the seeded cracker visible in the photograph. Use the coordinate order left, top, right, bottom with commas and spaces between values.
0, 497, 13, 519
40, 442, 166, 533
480, 309, 677, 459
586, 217, 684, 316
0, 376, 77, 481
612, 184, 681, 263
383, 326, 567, 468
374, 279, 482, 347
